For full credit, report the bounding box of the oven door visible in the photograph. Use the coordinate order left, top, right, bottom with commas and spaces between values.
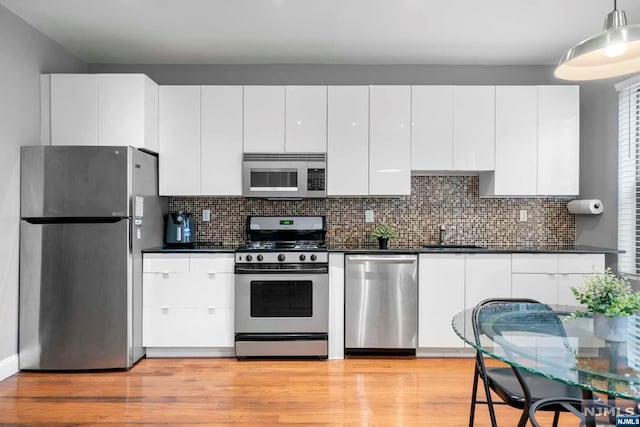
235, 273, 328, 333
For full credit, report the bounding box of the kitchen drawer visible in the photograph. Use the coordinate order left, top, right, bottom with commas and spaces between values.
512, 254, 558, 273
558, 254, 604, 274
189, 254, 235, 273
143, 272, 234, 308
143, 307, 234, 347
143, 254, 190, 273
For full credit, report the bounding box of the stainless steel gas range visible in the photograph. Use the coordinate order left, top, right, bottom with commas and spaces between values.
234, 216, 329, 359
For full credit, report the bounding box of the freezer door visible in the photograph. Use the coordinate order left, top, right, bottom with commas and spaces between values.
19, 220, 131, 370
21, 146, 130, 218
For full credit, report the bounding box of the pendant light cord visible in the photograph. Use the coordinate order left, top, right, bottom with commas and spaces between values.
614, 0, 617, 10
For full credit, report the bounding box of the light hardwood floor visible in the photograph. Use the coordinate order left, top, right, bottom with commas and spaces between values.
0, 358, 579, 426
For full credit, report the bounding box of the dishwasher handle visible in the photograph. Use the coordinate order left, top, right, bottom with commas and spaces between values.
348, 256, 417, 264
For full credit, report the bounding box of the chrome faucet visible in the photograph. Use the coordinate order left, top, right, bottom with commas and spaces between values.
438, 225, 446, 245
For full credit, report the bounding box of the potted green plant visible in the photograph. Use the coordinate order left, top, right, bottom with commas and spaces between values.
570, 268, 640, 342
371, 223, 397, 249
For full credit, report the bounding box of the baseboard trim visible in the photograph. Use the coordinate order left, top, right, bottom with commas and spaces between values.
416, 348, 475, 358
146, 347, 235, 358
0, 354, 19, 381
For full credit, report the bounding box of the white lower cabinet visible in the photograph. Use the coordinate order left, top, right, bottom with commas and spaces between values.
511, 253, 604, 306
418, 254, 465, 348
417, 253, 511, 350
465, 254, 512, 309
511, 274, 559, 305
143, 253, 235, 351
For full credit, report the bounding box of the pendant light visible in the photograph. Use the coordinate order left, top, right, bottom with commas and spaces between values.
554, 0, 640, 80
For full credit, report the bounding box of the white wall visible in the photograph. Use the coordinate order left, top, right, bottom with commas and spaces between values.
0, 4, 86, 364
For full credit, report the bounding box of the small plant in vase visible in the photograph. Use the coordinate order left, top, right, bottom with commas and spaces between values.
569, 268, 640, 342
371, 223, 397, 249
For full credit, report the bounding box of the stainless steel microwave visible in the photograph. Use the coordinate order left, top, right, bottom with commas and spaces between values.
242, 153, 327, 199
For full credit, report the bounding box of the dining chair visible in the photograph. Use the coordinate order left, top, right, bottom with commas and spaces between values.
469, 298, 585, 427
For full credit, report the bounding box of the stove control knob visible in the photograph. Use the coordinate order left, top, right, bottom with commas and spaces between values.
299, 254, 306, 261
310, 254, 317, 261
246, 255, 253, 262
278, 254, 286, 262
257, 255, 263, 262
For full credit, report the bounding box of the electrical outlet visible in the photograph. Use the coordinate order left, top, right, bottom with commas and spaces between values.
202, 209, 211, 222
365, 210, 374, 223
519, 210, 528, 222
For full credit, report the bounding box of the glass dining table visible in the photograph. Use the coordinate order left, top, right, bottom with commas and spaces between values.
452, 303, 640, 425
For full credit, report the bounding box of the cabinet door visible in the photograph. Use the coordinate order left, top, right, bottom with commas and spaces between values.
484, 86, 538, 195
201, 86, 243, 195
411, 86, 454, 171
98, 74, 158, 150
453, 86, 495, 171
512, 274, 558, 305
285, 86, 327, 152
327, 86, 369, 196
158, 86, 201, 195
418, 254, 465, 348
369, 85, 411, 195
537, 86, 579, 195
465, 254, 512, 309
51, 74, 98, 146
143, 307, 234, 347
558, 273, 590, 307
243, 86, 285, 152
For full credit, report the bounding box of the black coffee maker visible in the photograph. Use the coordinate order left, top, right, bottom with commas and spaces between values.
165, 211, 195, 247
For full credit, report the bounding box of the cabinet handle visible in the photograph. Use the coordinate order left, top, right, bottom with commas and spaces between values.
207, 307, 216, 313
207, 272, 216, 278
161, 271, 170, 278
161, 306, 169, 311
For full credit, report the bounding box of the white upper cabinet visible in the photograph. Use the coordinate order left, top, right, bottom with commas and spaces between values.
243, 86, 285, 152
159, 86, 201, 196
369, 85, 411, 195
49, 74, 158, 151
97, 74, 159, 152
481, 86, 538, 196
285, 86, 327, 152
537, 86, 580, 195
201, 86, 243, 196
411, 86, 454, 171
327, 86, 369, 196
50, 74, 98, 146
452, 86, 495, 171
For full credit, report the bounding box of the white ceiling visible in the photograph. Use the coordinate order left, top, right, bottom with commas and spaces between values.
2, 0, 640, 65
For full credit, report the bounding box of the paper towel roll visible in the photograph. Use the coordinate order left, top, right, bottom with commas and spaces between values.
567, 199, 604, 215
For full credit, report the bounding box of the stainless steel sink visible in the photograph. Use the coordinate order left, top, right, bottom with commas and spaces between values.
421, 244, 485, 249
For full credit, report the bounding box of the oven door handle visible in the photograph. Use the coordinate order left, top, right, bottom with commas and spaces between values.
235, 267, 329, 274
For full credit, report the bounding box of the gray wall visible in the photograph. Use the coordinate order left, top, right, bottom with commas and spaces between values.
575, 81, 620, 249
0, 5, 86, 361
91, 63, 621, 248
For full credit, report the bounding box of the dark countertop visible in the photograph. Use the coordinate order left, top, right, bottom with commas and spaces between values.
143, 245, 622, 254
328, 245, 622, 254
143, 246, 236, 253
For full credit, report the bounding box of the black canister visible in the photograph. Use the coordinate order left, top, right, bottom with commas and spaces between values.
165, 211, 195, 247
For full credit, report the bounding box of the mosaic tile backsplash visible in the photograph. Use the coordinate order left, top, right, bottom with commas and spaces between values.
168, 176, 575, 249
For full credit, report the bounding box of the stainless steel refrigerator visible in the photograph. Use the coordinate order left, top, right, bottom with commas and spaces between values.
19, 146, 164, 370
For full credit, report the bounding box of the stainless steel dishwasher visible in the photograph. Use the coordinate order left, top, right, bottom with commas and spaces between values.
345, 254, 418, 355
